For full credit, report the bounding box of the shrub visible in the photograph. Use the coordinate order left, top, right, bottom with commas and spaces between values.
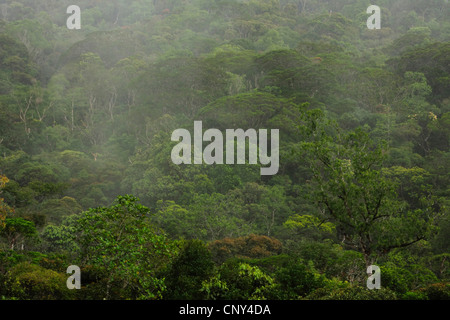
423, 283, 450, 300
164, 239, 215, 299
380, 262, 439, 294
314, 286, 398, 300
401, 291, 428, 300
4, 262, 73, 300
206, 260, 275, 300
272, 259, 325, 299
208, 234, 282, 264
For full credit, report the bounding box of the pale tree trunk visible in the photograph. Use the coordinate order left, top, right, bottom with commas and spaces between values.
18, 95, 33, 137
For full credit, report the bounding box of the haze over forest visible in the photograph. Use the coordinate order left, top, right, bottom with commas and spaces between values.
0, 0, 449, 300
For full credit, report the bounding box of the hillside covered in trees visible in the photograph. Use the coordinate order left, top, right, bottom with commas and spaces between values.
0, 0, 449, 300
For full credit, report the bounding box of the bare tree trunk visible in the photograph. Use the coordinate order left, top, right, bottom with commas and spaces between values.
108, 88, 117, 122
18, 95, 33, 137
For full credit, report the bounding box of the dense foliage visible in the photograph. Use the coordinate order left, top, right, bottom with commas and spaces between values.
0, 0, 448, 300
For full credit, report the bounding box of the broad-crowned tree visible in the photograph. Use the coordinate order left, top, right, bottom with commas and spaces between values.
297, 106, 441, 266
75, 195, 175, 299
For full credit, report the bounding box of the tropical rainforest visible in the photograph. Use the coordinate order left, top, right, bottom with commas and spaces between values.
0, 0, 449, 300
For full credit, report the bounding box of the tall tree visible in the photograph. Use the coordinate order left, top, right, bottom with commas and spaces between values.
298, 108, 441, 266
75, 195, 175, 299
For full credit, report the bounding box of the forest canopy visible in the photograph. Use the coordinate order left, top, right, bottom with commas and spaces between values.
0, 0, 449, 301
